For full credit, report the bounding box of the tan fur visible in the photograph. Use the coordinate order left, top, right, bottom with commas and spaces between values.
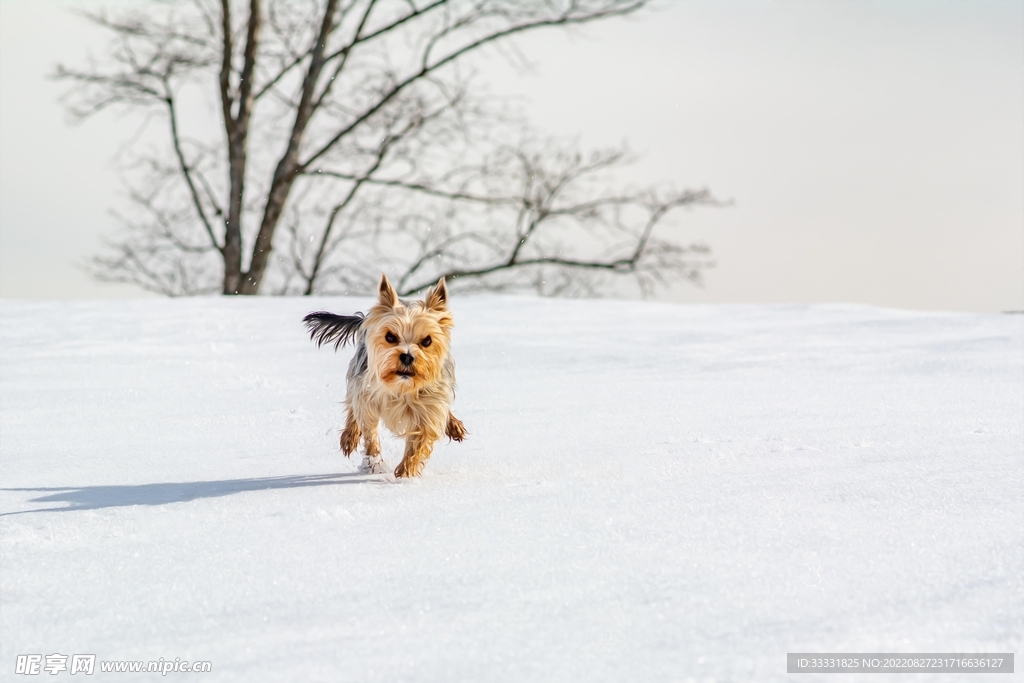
342, 274, 465, 477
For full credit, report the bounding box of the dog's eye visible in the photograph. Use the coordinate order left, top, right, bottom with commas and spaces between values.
385, 331, 398, 344
420, 336, 432, 348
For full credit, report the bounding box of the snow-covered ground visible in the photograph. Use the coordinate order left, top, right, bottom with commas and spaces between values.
1, 296, 1021, 682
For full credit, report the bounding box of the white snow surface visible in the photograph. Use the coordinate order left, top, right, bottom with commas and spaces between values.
1, 296, 1021, 682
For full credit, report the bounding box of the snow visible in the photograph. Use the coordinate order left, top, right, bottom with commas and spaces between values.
1, 296, 1021, 682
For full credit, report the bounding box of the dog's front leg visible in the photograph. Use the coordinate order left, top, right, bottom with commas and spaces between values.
358, 418, 387, 475
339, 409, 360, 457
394, 431, 439, 479
344, 401, 387, 475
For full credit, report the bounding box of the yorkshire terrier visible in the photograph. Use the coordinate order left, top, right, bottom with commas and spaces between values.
303, 274, 466, 478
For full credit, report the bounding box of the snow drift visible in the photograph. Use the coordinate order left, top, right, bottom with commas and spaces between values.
1, 296, 1021, 682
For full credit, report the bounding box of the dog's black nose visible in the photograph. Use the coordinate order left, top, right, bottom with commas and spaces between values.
399, 352, 414, 366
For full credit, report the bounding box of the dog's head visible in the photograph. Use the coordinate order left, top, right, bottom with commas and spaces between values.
363, 274, 453, 393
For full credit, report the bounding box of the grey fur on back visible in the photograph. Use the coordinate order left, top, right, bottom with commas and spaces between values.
348, 335, 369, 381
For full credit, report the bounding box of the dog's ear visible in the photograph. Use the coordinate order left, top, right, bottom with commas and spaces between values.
378, 273, 398, 308
424, 277, 448, 311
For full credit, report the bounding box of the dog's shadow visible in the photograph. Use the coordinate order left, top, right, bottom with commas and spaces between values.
0, 472, 380, 516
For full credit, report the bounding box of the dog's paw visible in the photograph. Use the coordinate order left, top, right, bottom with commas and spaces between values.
445, 414, 467, 442
358, 454, 388, 475
393, 459, 423, 479
340, 426, 360, 457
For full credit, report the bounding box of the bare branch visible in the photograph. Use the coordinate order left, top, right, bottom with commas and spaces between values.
219, 0, 235, 130
399, 189, 714, 296
303, 170, 514, 204
301, 1, 648, 169
165, 91, 223, 253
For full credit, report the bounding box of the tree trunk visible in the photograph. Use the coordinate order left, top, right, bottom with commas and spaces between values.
237, 0, 338, 295
220, 0, 262, 294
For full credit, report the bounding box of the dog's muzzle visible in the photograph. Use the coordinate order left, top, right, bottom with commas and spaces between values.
396, 352, 415, 378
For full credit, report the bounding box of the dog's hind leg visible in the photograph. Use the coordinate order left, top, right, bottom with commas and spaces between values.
445, 413, 467, 442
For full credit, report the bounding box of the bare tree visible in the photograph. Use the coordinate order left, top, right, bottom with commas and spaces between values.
58, 0, 717, 297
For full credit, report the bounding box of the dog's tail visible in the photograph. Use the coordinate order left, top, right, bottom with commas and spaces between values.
303, 311, 365, 350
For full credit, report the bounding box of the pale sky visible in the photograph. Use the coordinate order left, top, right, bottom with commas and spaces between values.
1, 0, 1022, 311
